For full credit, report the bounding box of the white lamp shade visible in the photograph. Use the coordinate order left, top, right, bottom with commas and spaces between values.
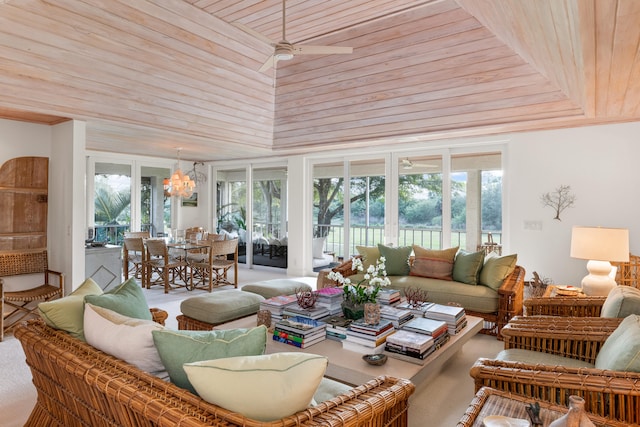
570, 226, 629, 262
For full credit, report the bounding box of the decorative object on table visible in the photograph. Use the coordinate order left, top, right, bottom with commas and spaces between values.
482, 415, 530, 427
540, 184, 575, 220
364, 302, 381, 325
548, 395, 595, 427
525, 401, 542, 426
529, 271, 551, 298
570, 226, 629, 296
295, 288, 318, 309
404, 286, 430, 308
362, 353, 387, 366
328, 256, 390, 320
256, 309, 272, 329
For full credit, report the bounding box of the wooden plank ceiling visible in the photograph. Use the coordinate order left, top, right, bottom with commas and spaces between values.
0, 0, 638, 161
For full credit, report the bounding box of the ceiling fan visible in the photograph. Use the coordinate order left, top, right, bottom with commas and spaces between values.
401, 158, 438, 170
235, 0, 353, 72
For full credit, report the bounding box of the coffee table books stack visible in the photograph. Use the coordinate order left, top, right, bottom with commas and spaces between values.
342, 318, 396, 355
377, 288, 401, 305
273, 316, 327, 348
424, 303, 467, 335
395, 301, 435, 318
259, 294, 299, 322
384, 329, 436, 363
282, 304, 330, 320
401, 317, 450, 349
379, 304, 414, 329
324, 315, 352, 342
315, 287, 344, 315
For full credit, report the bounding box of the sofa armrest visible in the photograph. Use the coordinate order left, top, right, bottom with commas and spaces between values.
501, 315, 621, 362
524, 295, 606, 316
495, 265, 525, 337
150, 308, 168, 325
316, 256, 360, 289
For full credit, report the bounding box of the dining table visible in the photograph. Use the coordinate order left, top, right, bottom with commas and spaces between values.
166, 241, 209, 290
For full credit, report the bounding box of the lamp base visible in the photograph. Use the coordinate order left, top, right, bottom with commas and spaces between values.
580, 260, 617, 296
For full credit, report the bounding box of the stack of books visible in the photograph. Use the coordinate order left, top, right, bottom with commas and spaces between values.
379, 304, 414, 329
384, 329, 436, 363
259, 294, 299, 322
315, 287, 345, 315
282, 304, 330, 320
377, 288, 401, 305
323, 314, 352, 341
342, 318, 395, 354
273, 316, 327, 348
424, 303, 467, 335
395, 301, 435, 318
401, 317, 450, 349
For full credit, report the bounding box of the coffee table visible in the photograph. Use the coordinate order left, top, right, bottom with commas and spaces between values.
218, 314, 483, 386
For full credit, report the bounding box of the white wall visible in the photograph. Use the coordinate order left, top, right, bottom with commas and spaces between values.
506, 122, 640, 285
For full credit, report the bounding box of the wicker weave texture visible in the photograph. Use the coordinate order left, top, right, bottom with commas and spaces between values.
0, 250, 47, 276
524, 294, 606, 317
15, 319, 415, 427
613, 253, 640, 288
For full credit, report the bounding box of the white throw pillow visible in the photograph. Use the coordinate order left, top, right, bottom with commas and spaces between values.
83, 303, 165, 374
184, 352, 327, 421
312, 237, 326, 259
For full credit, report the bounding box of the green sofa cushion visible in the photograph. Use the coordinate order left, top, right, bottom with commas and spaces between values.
180, 290, 264, 325
84, 277, 152, 320
452, 250, 485, 285
479, 253, 517, 290
595, 314, 640, 372
497, 348, 594, 369
601, 286, 640, 318
356, 245, 380, 270
378, 244, 411, 276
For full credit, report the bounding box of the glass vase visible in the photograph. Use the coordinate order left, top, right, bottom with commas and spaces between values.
364, 302, 381, 325
341, 300, 365, 320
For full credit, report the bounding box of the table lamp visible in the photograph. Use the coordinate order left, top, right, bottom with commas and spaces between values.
570, 226, 629, 296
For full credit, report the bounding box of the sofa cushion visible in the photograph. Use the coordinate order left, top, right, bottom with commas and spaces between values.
38, 278, 103, 341
312, 377, 353, 405
83, 303, 165, 374
378, 244, 411, 276
412, 245, 459, 261
84, 277, 152, 320
184, 353, 327, 422
496, 348, 594, 369
601, 286, 640, 318
452, 250, 485, 285
312, 237, 326, 259
479, 253, 517, 290
410, 257, 454, 280
151, 326, 267, 394
356, 245, 380, 270
595, 314, 640, 372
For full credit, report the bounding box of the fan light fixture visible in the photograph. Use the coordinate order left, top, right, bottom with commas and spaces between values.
163, 148, 195, 198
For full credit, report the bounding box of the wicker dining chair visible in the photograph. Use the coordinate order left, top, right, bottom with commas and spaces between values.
1, 250, 64, 341
123, 237, 146, 281
189, 238, 239, 291
144, 239, 187, 293
470, 315, 640, 424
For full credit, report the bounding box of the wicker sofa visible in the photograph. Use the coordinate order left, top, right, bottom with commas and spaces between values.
14, 318, 415, 427
318, 258, 525, 337
469, 315, 640, 424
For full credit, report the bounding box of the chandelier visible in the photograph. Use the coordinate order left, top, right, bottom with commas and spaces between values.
163, 149, 196, 198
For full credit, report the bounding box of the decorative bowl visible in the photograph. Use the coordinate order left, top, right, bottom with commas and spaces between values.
362, 353, 387, 366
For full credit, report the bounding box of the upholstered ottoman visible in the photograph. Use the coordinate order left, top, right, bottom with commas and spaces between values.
241, 278, 312, 299
177, 289, 265, 330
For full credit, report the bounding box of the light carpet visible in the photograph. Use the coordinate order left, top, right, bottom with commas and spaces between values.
0, 267, 503, 426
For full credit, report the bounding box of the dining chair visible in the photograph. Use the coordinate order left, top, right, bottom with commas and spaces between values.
123, 237, 146, 282
144, 239, 187, 293
190, 239, 238, 291
124, 231, 150, 239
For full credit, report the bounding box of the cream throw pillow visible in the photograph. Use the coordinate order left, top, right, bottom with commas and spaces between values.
184, 353, 328, 421
83, 303, 165, 374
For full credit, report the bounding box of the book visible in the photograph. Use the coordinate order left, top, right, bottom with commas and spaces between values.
344, 328, 395, 347
282, 305, 330, 320
424, 303, 465, 321
341, 339, 386, 355
275, 316, 327, 336
273, 327, 326, 343
326, 329, 347, 341
402, 317, 448, 338
272, 333, 325, 348
324, 315, 353, 331
384, 343, 437, 364
377, 288, 401, 305
395, 301, 435, 317
379, 305, 414, 328
384, 329, 433, 353
348, 318, 394, 336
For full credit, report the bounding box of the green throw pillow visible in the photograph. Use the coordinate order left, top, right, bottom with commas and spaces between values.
452, 250, 485, 285
595, 314, 640, 372
479, 253, 517, 290
356, 245, 380, 270
151, 326, 268, 394
412, 245, 459, 261
601, 286, 640, 318
38, 278, 103, 341
84, 277, 151, 320
377, 244, 411, 276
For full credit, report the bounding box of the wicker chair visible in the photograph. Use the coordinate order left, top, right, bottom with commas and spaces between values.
123, 237, 146, 281
145, 239, 187, 293
613, 253, 640, 288
470, 315, 640, 424
14, 318, 415, 427
0, 250, 63, 341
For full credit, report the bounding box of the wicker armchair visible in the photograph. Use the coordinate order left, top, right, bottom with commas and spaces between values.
470, 315, 640, 424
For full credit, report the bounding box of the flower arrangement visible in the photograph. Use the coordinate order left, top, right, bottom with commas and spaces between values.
328, 256, 391, 304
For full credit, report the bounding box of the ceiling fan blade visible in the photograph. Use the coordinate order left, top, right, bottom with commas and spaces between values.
259, 55, 276, 72
232, 22, 275, 46
294, 45, 353, 55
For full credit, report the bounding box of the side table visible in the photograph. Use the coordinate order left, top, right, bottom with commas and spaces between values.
524, 285, 606, 316
457, 387, 629, 427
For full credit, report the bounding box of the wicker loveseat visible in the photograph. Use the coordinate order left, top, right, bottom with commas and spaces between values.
14, 318, 415, 427
318, 258, 525, 337
469, 315, 640, 424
